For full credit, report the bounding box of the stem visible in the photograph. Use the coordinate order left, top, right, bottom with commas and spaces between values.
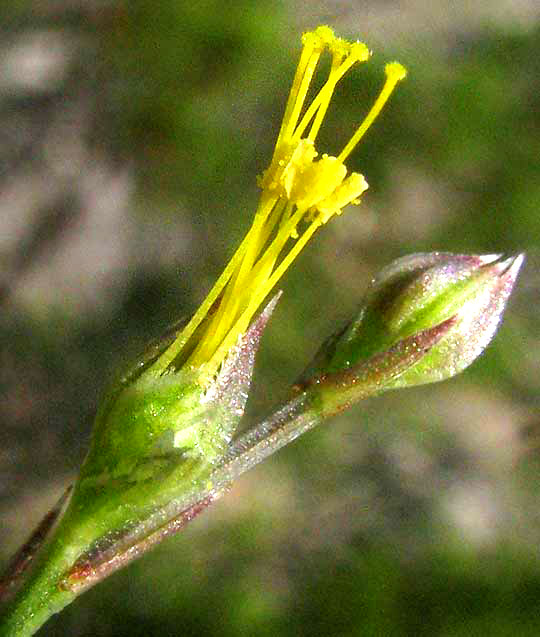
0, 503, 92, 637
0, 488, 71, 607
0, 455, 209, 636
0, 391, 322, 637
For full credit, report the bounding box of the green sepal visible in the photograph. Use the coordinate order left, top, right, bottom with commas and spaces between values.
79, 294, 280, 489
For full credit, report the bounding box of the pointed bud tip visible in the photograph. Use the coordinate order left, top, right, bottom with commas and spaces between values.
477, 253, 504, 265
491, 252, 525, 280
481, 252, 525, 310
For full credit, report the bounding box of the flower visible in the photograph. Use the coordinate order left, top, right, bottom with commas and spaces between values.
147, 26, 407, 387
78, 26, 406, 487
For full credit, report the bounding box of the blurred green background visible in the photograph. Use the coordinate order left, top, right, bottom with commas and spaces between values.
1, 1, 540, 635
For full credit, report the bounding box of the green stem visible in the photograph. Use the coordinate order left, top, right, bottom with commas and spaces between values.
0, 390, 322, 637
0, 454, 208, 636
0, 499, 94, 637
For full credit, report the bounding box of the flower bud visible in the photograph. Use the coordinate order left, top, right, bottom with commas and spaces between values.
302, 252, 524, 396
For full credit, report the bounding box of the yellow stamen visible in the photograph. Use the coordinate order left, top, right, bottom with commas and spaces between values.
299, 42, 370, 143
338, 61, 407, 163
274, 27, 331, 153
150, 28, 406, 386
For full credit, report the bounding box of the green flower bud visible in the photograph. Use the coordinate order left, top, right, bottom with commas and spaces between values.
301, 253, 524, 400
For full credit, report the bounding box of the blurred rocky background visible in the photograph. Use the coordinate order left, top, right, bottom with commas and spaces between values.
1, 1, 540, 635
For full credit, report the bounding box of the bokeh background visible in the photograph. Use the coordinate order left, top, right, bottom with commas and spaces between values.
2, 1, 540, 635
